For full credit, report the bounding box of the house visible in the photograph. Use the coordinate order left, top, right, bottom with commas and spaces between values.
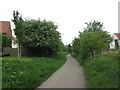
0, 21, 17, 48
0, 21, 12, 47
110, 33, 120, 50
0, 21, 12, 38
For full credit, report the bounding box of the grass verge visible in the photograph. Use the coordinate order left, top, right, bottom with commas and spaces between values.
83, 52, 119, 88
2, 52, 67, 89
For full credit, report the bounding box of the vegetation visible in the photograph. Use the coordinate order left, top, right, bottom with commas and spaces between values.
2, 10, 67, 89
66, 44, 72, 53
1, 34, 11, 48
2, 52, 67, 88
22, 19, 63, 56
0, 33, 11, 53
83, 52, 119, 88
71, 20, 118, 88
115, 39, 119, 50
12, 11, 24, 58
72, 20, 112, 64
12, 10, 64, 57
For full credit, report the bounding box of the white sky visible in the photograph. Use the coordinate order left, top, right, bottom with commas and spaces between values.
0, 0, 119, 45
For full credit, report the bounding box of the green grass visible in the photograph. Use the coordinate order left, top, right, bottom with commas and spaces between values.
83, 52, 119, 88
2, 52, 67, 89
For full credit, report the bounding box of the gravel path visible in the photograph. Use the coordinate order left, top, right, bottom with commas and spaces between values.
36, 55, 85, 88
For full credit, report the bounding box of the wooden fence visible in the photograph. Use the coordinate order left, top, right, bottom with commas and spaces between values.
2, 47, 31, 56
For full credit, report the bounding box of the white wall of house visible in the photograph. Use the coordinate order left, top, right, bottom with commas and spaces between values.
110, 34, 120, 49
11, 29, 18, 48
110, 40, 115, 49
12, 40, 18, 48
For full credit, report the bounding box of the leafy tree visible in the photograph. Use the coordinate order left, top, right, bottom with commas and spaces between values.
72, 20, 113, 63
72, 38, 80, 54
67, 44, 72, 53
22, 19, 63, 56
12, 10, 64, 57
12, 10, 24, 59
80, 32, 104, 59
0, 34, 11, 52
84, 20, 104, 32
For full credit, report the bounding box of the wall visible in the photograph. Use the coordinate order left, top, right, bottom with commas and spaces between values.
12, 40, 18, 48
110, 34, 119, 49
110, 40, 115, 49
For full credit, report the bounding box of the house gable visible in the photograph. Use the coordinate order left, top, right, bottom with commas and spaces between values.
114, 33, 120, 40
0, 21, 12, 38
110, 33, 120, 49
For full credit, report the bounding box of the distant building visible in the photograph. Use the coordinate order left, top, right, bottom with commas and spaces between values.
0, 21, 12, 38
0, 21, 17, 48
110, 33, 120, 50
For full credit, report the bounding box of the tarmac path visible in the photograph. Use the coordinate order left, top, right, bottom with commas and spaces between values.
36, 55, 85, 88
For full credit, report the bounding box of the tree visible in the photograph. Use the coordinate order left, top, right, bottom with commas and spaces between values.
83, 20, 112, 51
0, 34, 11, 52
72, 37, 80, 55
72, 20, 113, 63
84, 20, 104, 32
80, 32, 105, 59
67, 44, 72, 53
22, 19, 63, 56
12, 10, 64, 57
12, 10, 24, 59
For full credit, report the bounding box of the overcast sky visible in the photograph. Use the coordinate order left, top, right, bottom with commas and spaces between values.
0, 0, 119, 45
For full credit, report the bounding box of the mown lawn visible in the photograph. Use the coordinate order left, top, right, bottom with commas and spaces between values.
2, 52, 67, 89
83, 52, 119, 88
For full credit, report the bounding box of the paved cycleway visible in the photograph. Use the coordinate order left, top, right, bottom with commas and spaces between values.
36, 55, 85, 88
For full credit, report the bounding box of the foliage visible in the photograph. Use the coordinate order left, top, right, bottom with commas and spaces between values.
66, 44, 72, 53
2, 52, 67, 88
12, 10, 24, 58
72, 20, 113, 63
72, 20, 118, 88
79, 32, 104, 60
83, 52, 118, 88
72, 38, 80, 55
12, 10, 64, 57
83, 20, 104, 32
115, 39, 119, 49
22, 19, 63, 56
1, 34, 11, 47
0, 33, 11, 54
12, 10, 24, 44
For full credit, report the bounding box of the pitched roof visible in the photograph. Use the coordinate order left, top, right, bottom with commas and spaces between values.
114, 33, 120, 40
0, 21, 12, 38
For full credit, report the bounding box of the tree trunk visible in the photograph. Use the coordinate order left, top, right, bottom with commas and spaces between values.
17, 44, 19, 59
20, 45, 21, 58
17, 43, 21, 59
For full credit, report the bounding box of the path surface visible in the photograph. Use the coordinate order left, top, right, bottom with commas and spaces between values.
37, 55, 85, 88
